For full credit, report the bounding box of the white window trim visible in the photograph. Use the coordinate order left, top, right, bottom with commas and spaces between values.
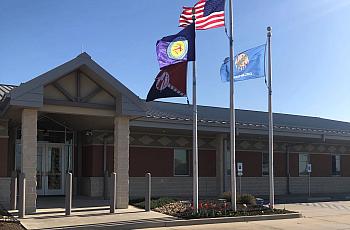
262, 152, 269, 177
298, 153, 310, 177
331, 154, 341, 177
173, 148, 190, 177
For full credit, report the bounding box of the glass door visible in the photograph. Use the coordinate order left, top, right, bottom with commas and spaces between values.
36, 144, 45, 195
45, 144, 65, 195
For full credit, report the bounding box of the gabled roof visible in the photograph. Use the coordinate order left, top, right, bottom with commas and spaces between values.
0, 84, 16, 101
4, 53, 146, 116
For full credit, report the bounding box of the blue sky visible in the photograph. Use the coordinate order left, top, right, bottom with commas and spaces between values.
1, 0, 350, 122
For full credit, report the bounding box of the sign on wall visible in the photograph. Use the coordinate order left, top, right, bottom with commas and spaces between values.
237, 162, 243, 176
307, 163, 312, 173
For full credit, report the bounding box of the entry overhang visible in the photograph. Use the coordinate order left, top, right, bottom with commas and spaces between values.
7, 53, 146, 118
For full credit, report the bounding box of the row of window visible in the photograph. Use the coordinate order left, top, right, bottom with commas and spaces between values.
261, 153, 341, 176
175, 149, 343, 177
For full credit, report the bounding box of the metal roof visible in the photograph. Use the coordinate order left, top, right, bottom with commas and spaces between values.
145, 101, 350, 136
2, 81, 350, 137
0, 84, 16, 101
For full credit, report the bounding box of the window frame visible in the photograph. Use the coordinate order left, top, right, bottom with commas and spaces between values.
173, 148, 191, 177
298, 153, 310, 176
331, 154, 341, 176
262, 152, 269, 176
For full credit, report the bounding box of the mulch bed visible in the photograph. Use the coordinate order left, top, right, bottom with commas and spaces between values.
0, 222, 25, 230
0, 207, 25, 230
131, 198, 294, 220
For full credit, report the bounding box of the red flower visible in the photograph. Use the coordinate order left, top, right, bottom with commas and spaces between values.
199, 202, 203, 209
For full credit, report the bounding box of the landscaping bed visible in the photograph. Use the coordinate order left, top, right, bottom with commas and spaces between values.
0, 207, 25, 230
130, 194, 295, 220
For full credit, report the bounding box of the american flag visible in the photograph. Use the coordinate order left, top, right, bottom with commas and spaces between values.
179, 0, 225, 30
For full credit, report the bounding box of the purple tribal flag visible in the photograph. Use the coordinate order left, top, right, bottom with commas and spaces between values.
156, 23, 195, 69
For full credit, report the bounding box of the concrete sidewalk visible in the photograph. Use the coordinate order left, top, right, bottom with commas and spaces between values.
17, 205, 175, 230
10, 197, 176, 230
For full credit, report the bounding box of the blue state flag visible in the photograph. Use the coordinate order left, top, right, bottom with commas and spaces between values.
220, 44, 266, 82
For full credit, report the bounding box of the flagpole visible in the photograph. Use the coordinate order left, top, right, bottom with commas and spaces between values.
192, 11, 199, 213
228, 0, 237, 212
267, 26, 274, 209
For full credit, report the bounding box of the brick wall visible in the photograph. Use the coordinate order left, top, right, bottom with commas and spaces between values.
0, 138, 8, 177
82, 145, 104, 177
130, 147, 173, 177
310, 154, 331, 177
129, 147, 216, 177
341, 155, 350, 176
289, 153, 299, 177
275, 152, 287, 177
236, 151, 262, 177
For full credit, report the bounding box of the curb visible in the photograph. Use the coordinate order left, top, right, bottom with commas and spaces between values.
115, 213, 302, 230
165, 213, 302, 227
307, 197, 331, 202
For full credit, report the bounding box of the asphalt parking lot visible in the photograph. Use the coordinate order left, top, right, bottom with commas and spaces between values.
144, 201, 350, 230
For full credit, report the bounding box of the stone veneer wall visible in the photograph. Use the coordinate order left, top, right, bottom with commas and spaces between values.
224, 177, 350, 196
225, 177, 288, 196
289, 177, 350, 194
76, 176, 350, 198
78, 177, 109, 197
0, 178, 11, 209
77, 177, 216, 198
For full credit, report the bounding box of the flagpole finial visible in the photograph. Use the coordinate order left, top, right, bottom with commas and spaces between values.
267, 26, 272, 37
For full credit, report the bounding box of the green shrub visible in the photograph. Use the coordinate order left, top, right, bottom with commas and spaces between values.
220, 191, 232, 202
150, 197, 177, 209
238, 194, 256, 205
219, 192, 256, 205
131, 197, 177, 209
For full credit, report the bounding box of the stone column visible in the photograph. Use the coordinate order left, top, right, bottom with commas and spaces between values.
114, 116, 129, 209
21, 109, 37, 213
216, 134, 225, 196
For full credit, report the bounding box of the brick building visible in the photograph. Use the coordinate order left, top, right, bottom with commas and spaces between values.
1, 53, 350, 212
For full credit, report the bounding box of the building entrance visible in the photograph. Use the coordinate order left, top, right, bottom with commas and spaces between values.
37, 143, 66, 195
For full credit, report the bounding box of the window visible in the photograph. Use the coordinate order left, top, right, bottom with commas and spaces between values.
299, 153, 309, 176
332, 155, 341, 176
174, 149, 190, 176
262, 152, 269, 176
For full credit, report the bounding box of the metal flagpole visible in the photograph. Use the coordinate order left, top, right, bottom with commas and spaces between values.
192, 11, 199, 213
267, 26, 274, 209
228, 0, 237, 212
